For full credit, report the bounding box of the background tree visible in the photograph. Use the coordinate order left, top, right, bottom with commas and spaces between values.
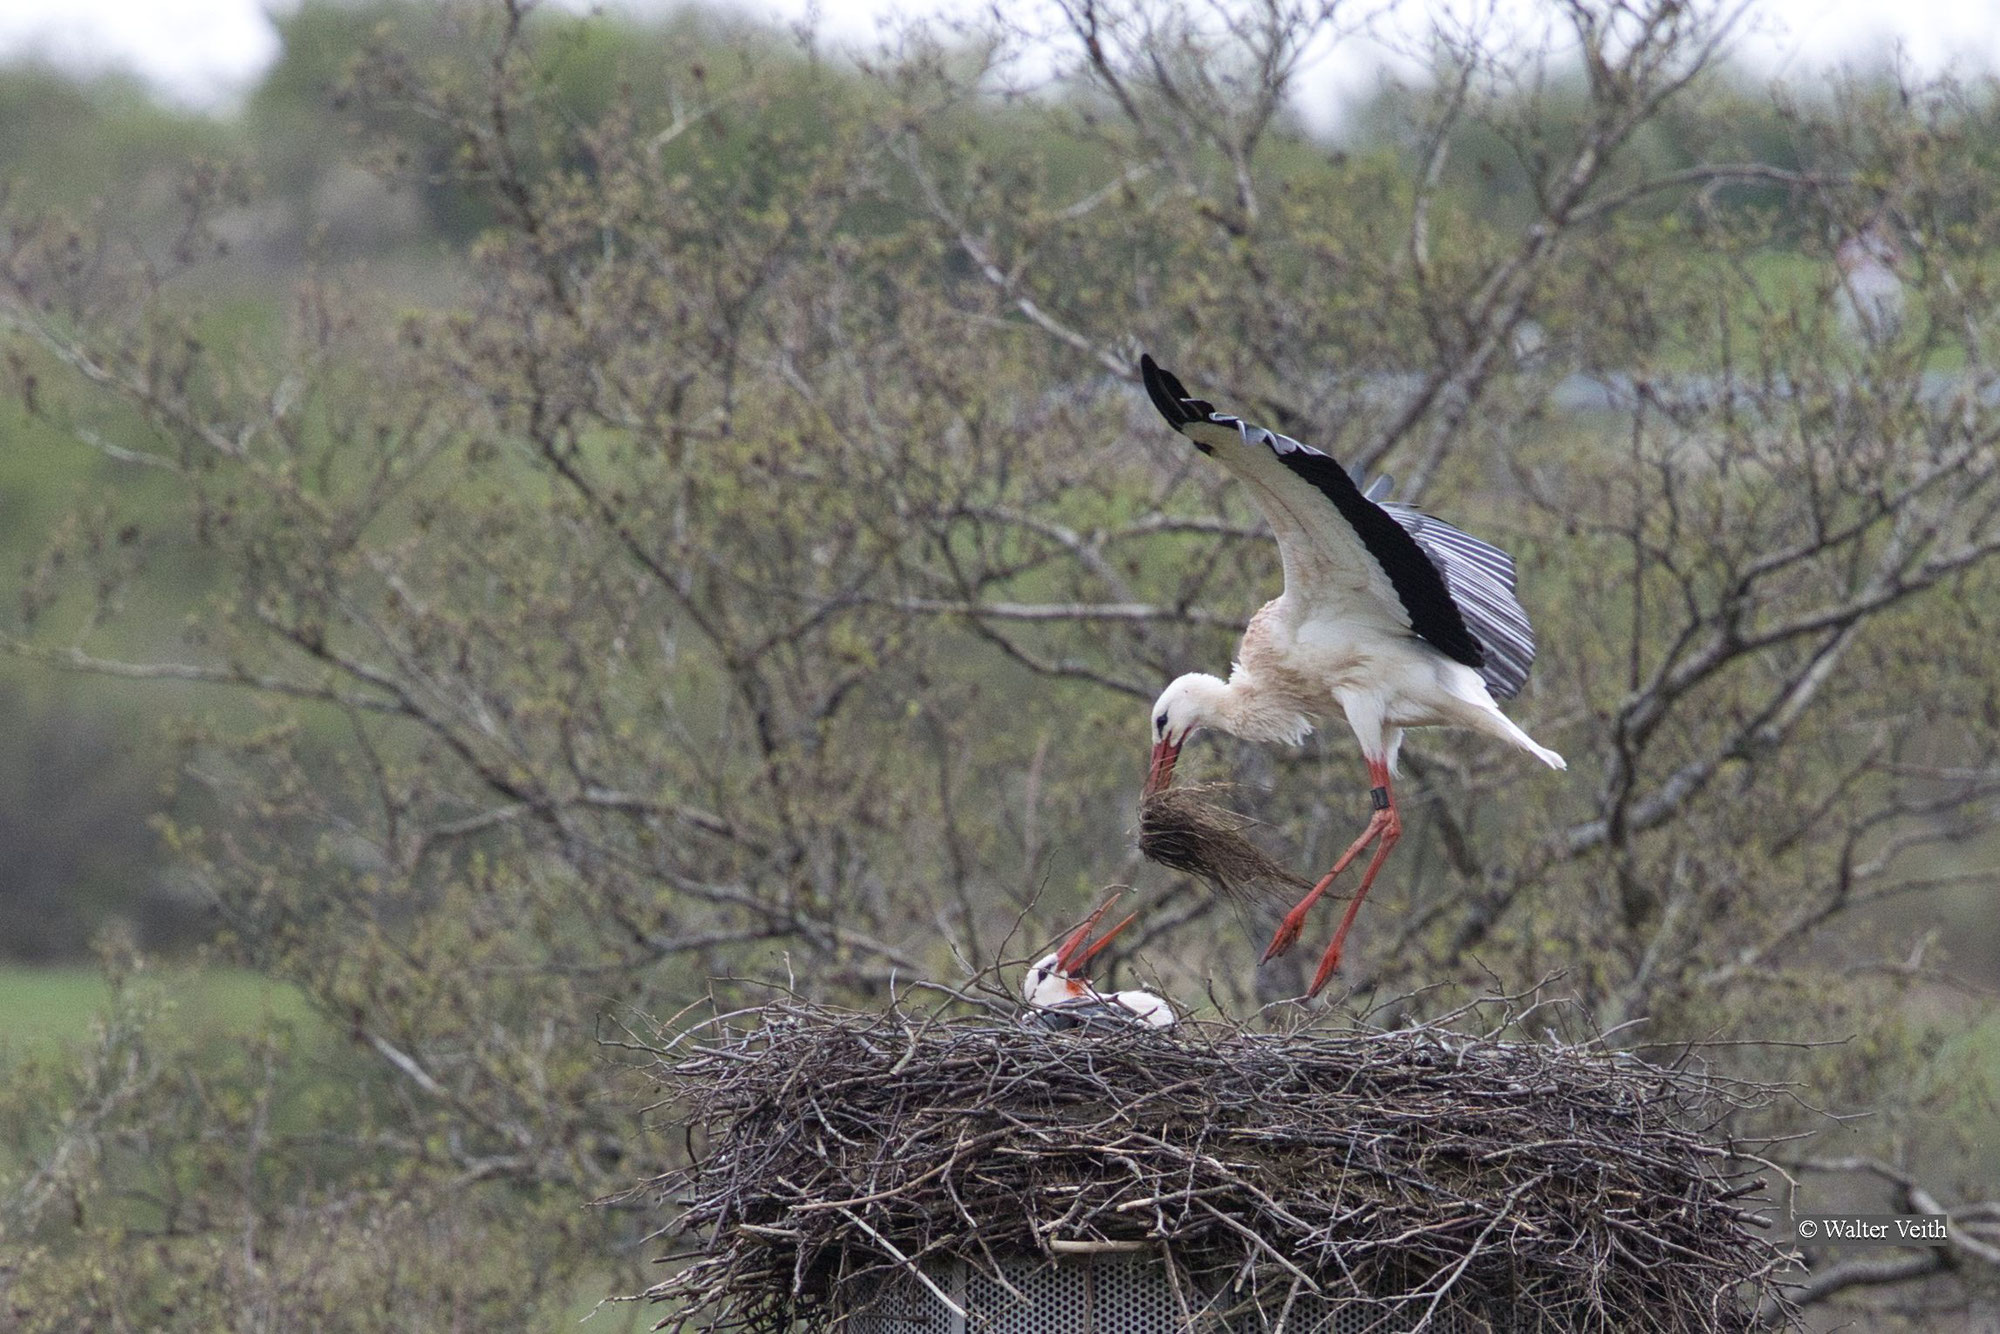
0, 0, 1995, 1327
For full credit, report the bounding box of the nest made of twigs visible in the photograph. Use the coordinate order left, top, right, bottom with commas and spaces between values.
640, 1003, 1790, 1333
1139, 783, 1310, 900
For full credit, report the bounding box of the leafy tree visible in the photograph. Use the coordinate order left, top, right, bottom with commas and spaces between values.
2, 0, 1997, 1326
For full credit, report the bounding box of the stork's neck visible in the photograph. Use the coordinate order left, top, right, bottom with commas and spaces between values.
1182, 670, 1315, 746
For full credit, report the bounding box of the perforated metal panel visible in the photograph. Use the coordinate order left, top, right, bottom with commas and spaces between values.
842, 1253, 1493, 1334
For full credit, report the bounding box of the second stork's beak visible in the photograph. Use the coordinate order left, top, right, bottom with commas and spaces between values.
1054, 893, 1138, 976
1143, 737, 1182, 798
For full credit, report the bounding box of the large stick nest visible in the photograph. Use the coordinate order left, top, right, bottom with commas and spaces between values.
640, 1002, 1790, 1332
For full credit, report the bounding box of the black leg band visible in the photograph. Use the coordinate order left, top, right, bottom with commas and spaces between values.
1371, 786, 1390, 811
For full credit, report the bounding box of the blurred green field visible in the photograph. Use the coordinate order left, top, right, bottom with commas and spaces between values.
0, 962, 316, 1058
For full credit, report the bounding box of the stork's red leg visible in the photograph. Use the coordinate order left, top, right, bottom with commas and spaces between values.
1262, 812, 1386, 961
1262, 761, 1401, 988
1305, 797, 1401, 997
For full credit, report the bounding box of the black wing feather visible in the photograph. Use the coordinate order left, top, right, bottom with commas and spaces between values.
1140, 358, 1215, 442
1138, 355, 1488, 673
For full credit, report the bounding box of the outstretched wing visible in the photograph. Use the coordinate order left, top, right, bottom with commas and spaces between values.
1379, 500, 1537, 700
1139, 354, 1486, 672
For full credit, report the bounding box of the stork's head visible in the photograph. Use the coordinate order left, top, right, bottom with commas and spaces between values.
1145, 673, 1226, 797
1021, 895, 1137, 1008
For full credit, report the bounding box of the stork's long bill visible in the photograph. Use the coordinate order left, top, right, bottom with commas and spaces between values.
1144, 737, 1181, 798
1055, 897, 1137, 978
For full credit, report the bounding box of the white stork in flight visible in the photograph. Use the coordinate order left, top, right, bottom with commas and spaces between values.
1021, 894, 1176, 1030
1137, 355, 1565, 997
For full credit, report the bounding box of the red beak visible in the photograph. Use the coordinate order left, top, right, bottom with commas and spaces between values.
1143, 737, 1181, 798
1054, 892, 1138, 975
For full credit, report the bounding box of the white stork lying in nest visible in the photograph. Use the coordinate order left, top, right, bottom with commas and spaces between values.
1138, 355, 1565, 997
1021, 894, 1176, 1030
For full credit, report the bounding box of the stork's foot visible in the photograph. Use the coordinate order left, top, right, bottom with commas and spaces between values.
1262, 911, 1306, 964
1263, 868, 1338, 962
1306, 940, 1346, 998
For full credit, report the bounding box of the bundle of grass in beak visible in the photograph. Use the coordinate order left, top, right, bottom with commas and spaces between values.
1139, 783, 1309, 901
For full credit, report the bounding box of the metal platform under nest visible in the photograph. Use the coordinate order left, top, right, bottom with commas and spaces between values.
844, 1253, 1496, 1334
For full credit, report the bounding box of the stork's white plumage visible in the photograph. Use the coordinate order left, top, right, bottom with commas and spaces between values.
1021, 895, 1177, 1030
1138, 355, 1565, 997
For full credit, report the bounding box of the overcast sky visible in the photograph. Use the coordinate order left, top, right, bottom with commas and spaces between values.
1, 0, 1995, 118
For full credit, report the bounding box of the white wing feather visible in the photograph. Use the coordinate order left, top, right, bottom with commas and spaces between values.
1182, 417, 1412, 636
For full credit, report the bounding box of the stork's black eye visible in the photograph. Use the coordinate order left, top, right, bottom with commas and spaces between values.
1154, 712, 1169, 732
